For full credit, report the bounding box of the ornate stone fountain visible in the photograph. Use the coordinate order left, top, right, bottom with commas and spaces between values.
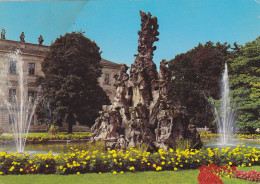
91, 10, 202, 150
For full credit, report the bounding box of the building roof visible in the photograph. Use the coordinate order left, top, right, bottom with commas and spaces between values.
101, 58, 121, 68
0, 39, 122, 68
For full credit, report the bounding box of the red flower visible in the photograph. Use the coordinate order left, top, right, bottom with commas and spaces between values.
234, 170, 260, 182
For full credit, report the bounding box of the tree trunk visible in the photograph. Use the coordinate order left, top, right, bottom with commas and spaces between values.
248, 127, 255, 134
68, 123, 73, 134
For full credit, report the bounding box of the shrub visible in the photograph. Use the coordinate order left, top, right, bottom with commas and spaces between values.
48, 125, 59, 135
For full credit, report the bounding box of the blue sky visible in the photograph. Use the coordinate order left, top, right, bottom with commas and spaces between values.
0, 0, 259, 67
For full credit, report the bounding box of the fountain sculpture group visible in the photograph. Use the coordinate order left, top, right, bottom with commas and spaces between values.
91, 11, 202, 150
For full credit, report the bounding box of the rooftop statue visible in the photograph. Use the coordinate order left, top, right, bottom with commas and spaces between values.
1, 29, 6, 40
38, 35, 44, 45
20, 32, 25, 42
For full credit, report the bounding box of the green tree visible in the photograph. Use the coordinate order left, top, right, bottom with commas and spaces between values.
169, 41, 231, 129
229, 36, 260, 133
37, 32, 110, 133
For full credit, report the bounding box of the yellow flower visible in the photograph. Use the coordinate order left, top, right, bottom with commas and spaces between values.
147, 163, 150, 166
60, 166, 63, 170
129, 166, 135, 171
46, 165, 49, 168
0, 172, 3, 175
229, 162, 232, 165
156, 166, 162, 171
174, 167, 178, 171
120, 171, 124, 174
161, 161, 165, 165
99, 172, 102, 174
113, 171, 117, 175
249, 163, 251, 167
153, 164, 156, 168
20, 168, 23, 172
77, 172, 80, 175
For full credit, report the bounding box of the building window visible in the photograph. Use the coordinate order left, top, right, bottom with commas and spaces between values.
9, 89, 16, 103
9, 60, 16, 74
28, 91, 35, 103
28, 63, 35, 75
104, 73, 110, 84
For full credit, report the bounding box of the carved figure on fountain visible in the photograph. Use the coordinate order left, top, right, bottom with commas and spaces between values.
158, 59, 172, 102
115, 135, 126, 150
187, 118, 203, 149
127, 108, 142, 148
155, 100, 174, 150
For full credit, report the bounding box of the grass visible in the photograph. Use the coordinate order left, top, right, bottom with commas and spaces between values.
0, 166, 259, 184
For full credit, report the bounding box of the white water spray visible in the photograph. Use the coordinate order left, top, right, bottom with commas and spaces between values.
215, 63, 235, 145
0, 50, 40, 153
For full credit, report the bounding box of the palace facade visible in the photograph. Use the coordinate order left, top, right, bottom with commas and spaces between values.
0, 39, 121, 132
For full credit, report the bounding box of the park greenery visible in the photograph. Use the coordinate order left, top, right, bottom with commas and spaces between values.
36, 32, 110, 133
169, 36, 259, 132
169, 41, 231, 129
30, 31, 259, 134
229, 36, 260, 133
0, 132, 91, 143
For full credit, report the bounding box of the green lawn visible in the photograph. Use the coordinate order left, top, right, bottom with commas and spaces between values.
0, 166, 259, 184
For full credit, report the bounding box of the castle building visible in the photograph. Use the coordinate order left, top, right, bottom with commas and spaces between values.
0, 39, 121, 132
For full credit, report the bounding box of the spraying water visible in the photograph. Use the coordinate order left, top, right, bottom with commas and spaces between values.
215, 63, 235, 145
0, 50, 40, 153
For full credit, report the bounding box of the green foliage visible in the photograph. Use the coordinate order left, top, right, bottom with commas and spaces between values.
170, 139, 191, 151
169, 41, 232, 128
229, 36, 260, 133
48, 125, 59, 135
36, 32, 110, 133
0, 132, 91, 143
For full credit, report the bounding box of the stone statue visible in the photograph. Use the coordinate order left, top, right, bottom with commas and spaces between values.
91, 10, 201, 151
38, 35, 44, 45
187, 119, 203, 149
1, 29, 6, 39
20, 32, 25, 42
128, 108, 142, 148
155, 101, 173, 149
115, 135, 126, 150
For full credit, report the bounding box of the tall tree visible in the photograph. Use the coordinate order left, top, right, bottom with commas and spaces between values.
37, 32, 110, 133
229, 36, 260, 133
169, 41, 231, 129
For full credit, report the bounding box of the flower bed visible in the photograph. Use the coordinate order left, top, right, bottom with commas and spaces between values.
198, 169, 223, 184
198, 164, 236, 184
234, 170, 260, 182
0, 133, 91, 144
199, 131, 260, 142
198, 163, 260, 183
0, 145, 259, 175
